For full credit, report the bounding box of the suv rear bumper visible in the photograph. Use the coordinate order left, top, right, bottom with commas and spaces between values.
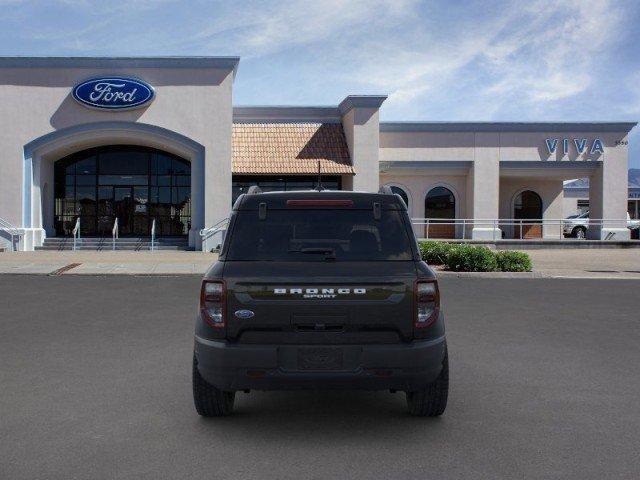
194, 335, 446, 392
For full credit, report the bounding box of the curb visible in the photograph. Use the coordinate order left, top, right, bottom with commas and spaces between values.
436, 270, 543, 278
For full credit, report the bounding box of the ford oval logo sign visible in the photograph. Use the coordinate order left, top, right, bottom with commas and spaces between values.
234, 310, 255, 319
72, 77, 155, 110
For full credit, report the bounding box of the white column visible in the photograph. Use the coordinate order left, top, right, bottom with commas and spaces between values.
471, 133, 501, 240
189, 150, 205, 250
20, 154, 46, 250
340, 96, 386, 193
588, 140, 630, 240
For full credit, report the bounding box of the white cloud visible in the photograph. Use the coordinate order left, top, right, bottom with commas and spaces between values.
188, 0, 420, 58
336, 0, 624, 118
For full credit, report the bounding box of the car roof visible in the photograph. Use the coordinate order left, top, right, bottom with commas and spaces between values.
233, 189, 407, 211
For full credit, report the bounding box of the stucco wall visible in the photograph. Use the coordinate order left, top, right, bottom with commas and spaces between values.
380, 131, 474, 161
342, 107, 381, 192
0, 61, 235, 248
380, 173, 468, 219
499, 178, 564, 238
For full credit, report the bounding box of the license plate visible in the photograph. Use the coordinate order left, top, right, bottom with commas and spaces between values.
297, 347, 343, 370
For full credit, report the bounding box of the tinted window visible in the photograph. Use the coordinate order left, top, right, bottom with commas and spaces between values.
226, 210, 414, 261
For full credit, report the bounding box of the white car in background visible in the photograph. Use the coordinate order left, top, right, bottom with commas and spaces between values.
563, 211, 640, 239
563, 211, 589, 239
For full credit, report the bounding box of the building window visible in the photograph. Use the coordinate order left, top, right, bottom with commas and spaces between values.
425, 186, 456, 239
388, 186, 409, 209
629, 200, 639, 220
232, 175, 342, 205
54, 146, 191, 237
577, 200, 590, 214
513, 190, 543, 239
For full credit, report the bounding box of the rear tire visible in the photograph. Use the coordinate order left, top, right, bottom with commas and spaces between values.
192, 355, 235, 417
406, 347, 449, 417
573, 227, 586, 239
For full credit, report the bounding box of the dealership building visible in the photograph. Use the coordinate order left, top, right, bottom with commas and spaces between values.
0, 56, 636, 250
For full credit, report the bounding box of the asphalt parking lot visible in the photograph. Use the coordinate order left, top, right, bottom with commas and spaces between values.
1, 275, 640, 480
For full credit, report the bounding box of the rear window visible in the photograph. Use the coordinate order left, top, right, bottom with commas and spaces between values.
225, 210, 414, 261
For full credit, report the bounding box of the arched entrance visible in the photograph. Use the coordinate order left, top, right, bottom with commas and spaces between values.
54, 146, 191, 237
513, 190, 543, 239
425, 186, 456, 239
22, 121, 206, 250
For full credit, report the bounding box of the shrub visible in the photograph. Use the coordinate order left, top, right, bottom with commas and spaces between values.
419, 241, 454, 265
445, 245, 497, 272
495, 250, 532, 272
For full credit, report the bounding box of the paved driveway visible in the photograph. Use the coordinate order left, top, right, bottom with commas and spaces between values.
1, 276, 639, 479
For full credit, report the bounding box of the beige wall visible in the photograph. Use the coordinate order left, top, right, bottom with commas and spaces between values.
342, 105, 382, 192
380, 127, 633, 239
380, 172, 469, 239
0, 60, 235, 249
380, 131, 474, 161
380, 174, 468, 219
499, 178, 564, 238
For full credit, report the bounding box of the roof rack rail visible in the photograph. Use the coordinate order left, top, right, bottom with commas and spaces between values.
246, 185, 263, 195
378, 185, 394, 195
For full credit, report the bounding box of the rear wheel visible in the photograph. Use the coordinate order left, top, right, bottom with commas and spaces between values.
192, 355, 235, 416
406, 347, 449, 417
573, 227, 586, 239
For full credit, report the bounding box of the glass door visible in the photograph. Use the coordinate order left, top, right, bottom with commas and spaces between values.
132, 186, 149, 236
114, 187, 133, 236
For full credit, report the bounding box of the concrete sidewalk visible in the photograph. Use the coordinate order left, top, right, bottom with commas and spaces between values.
0, 251, 217, 275
0, 249, 638, 278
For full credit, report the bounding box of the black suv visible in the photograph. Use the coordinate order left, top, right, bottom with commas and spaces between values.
193, 187, 448, 416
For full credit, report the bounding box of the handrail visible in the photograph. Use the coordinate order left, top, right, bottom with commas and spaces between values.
112, 218, 119, 251
410, 217, 636, 241
200, 218, 230, 252
150, 218, 156, 252
0, 216, 23, 252
72, 217, 81, 251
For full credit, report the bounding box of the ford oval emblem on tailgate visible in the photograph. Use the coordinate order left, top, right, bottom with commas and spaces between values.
234, 310, 255, 319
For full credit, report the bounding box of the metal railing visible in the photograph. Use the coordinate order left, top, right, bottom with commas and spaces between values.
112, 218, 119, 251
0, 217, 23, 252
411, 218, 636, 241
150, 218, 156, 252
200, 218, 229, 252
72, 218, 81, 251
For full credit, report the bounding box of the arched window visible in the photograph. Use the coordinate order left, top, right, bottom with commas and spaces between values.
425, 186, 456, 238
514, 190, 543, 238
389, 186, 409, 209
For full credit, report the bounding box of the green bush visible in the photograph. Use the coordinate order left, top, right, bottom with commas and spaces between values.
495, 251, 532, 272
419, 241, 454, 265
445, 245, 497, 272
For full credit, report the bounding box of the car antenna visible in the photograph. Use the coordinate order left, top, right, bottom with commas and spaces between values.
315, 160, 324, 191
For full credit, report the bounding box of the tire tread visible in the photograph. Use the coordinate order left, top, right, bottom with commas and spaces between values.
406, 347, 449, 417
192, 355, 235, 417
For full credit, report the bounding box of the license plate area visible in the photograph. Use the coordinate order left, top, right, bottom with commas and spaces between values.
297, 347, 344, 370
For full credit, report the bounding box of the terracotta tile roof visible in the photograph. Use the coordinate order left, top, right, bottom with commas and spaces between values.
232, 123, 354, 175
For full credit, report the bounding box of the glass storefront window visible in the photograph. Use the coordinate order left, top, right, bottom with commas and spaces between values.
231, 175, 342, 205
629, 200, 639, 220
54, 146, 190, 237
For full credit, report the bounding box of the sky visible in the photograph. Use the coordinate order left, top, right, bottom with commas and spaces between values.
1, 0, 639, 168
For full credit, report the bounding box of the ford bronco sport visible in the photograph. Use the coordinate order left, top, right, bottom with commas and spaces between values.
193, 187, 448, 416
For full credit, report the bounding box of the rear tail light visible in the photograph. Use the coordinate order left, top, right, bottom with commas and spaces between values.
414, 280, 439, 328
200, 280, 226, 328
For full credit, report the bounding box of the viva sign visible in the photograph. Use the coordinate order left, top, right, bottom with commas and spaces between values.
545, 137, 604, 156
72, 77, 155, 110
